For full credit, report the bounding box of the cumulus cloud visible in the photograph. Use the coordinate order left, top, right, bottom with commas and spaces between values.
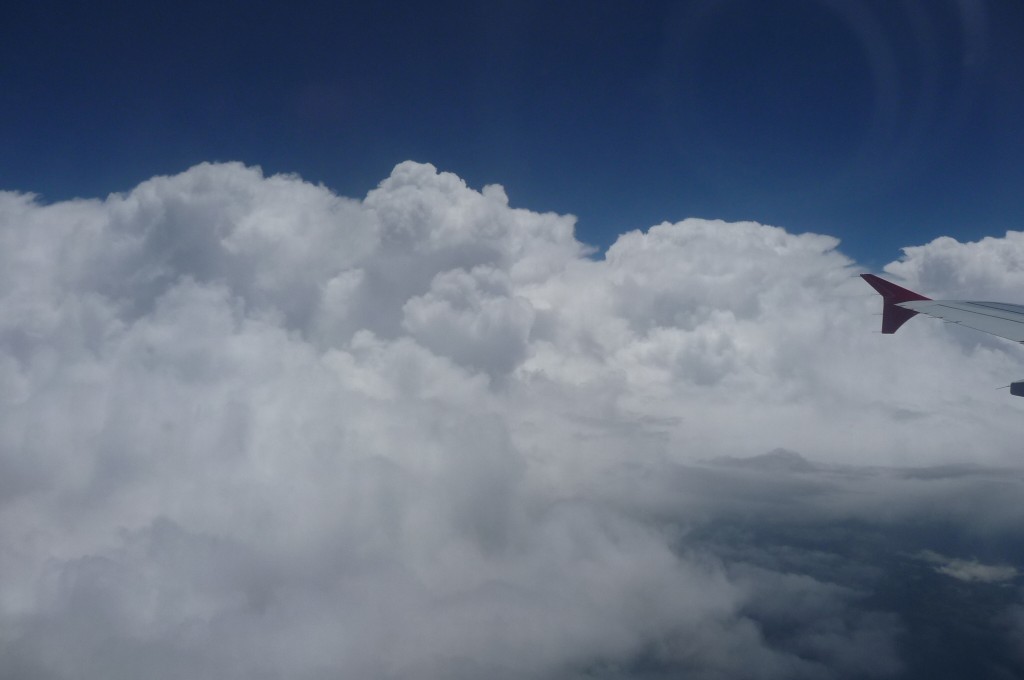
2, 162, 1023, 678
884, 232, 1024, 302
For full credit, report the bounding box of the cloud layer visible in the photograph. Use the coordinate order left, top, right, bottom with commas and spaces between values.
1, 162, 1022, 678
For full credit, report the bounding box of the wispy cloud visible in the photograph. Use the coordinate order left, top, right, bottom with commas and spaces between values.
918, 550, 1019, 584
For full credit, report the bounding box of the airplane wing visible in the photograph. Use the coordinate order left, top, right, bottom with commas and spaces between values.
861, 274, 1024, 395
861, 274, 1024, 342
898, 299, 1024, 342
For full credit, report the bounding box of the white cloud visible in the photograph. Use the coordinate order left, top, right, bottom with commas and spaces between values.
2, 161, 1023, 678
884, 232, 1024, 301
918, 550, 1019, 584
402, 265, 535, 376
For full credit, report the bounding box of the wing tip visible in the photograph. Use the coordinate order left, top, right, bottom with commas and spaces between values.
860, 274, 931, 303
861, 274, 931, 334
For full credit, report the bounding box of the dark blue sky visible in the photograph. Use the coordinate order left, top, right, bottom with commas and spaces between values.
4, 0, 1023, 266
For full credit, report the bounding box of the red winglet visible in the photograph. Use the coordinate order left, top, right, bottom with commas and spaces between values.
860, 274, 931, 334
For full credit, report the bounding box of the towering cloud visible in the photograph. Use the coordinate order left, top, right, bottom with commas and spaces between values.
1, 163, 1021, 678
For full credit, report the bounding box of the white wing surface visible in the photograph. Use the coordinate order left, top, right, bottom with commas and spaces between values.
898, 300, 1024, 342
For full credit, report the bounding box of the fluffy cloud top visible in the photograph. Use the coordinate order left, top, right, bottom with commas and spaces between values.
1, 162, 1022, 679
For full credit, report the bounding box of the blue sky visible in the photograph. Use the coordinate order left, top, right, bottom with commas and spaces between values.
5, 0, 1023, 267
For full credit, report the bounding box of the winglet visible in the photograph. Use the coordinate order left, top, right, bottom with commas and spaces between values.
860, 274, 931, 334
